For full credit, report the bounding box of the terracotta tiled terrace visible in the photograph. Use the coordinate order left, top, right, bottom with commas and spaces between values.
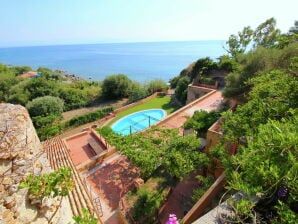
65, 129, 108, 166
87, 156, 140, 211
159, 90, 223, 131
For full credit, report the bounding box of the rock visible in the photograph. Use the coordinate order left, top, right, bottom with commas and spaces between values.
2, 177, 12, 185
4, 197, 16, 209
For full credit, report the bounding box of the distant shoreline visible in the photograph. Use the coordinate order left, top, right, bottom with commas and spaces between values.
0, 39, 226, 49
0, 40, 226, 82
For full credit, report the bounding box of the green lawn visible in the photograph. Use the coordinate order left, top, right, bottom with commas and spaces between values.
107, 95, 179, 126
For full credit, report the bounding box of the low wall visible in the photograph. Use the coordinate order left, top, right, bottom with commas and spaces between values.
186, 85, 214, 104
182, 173, 226, 224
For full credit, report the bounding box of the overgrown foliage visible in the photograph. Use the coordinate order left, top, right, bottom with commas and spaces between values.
192, 175, 215, 203
73, 209, 98, 224
19, 167, 74, 203
98, 127, 209, 180
184, 110, 220, 137
212, 70, 298, 222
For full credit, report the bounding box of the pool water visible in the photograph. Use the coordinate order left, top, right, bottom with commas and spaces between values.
111, 109, 166, 135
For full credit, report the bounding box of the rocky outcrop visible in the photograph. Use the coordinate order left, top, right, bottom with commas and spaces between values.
0, 103, 72, 224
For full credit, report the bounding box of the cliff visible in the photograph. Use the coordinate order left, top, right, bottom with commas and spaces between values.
0, 103, 72, 224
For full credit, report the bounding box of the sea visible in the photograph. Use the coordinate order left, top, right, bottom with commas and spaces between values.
0, 40, 226, 83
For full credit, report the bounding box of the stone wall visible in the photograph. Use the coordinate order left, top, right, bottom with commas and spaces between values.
0, 104, 72, 224
186, 85, 214, 104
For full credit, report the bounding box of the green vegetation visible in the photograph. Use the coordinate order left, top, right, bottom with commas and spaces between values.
126, 169, 175, 223
145, 79, 168, 95
19, 167, 74, 204
26, 96, 64, 117
73, 209, 98, 224
36, 107, 113, 141
102, 74, 133, 99
208, 19, 298, 223
108, 95, 179, 125
98, 127, 209, 180
184, 110, 220, 137
192, 175, 215, 203
65, 107, 113, 127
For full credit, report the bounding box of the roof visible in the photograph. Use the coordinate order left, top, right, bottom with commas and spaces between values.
18, 71, 39, 78
43, 136, 101, 220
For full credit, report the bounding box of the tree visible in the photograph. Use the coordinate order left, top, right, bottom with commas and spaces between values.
253, 17, 281, 48
163, 134, 209, 178
184, 110, 220, 137
145, 79, 168, 95
128, 82, 148, 103
102, 74, 132, 99
213, 70, 298, 222
225, 26, 253, 58
59, 87, 88, 110
175, 76, 190, 104
26, 96, 64, 117
12, 66, 32, 75
289, 20, 298, 34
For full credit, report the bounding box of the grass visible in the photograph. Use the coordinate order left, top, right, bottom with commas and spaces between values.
107, 95, 179, 126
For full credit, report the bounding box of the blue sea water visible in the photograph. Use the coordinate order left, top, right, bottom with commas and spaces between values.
0, 40, 225, 83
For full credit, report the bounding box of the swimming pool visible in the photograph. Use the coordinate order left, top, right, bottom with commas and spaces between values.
111, 109, 166, 135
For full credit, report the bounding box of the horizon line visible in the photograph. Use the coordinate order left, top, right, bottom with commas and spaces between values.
0, 39, 227, 49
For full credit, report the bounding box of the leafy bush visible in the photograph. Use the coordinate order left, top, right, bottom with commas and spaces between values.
73, 209, 98, 224
26, 96, 64, 117
192, 175, 215, 202
145, 79, 168, 95
32, 114, 62, 128
19, 167, 74, 202
65, 107, 113, 127
175, 76, 190, 105
199, 76, 215, 85
184, 110, 220, 137
37, 124, 64, 141
128, 83, 148, 103
102, 74, 133, 99
131, 189, 164, 223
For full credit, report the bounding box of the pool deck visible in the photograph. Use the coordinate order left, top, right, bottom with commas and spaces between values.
158, 90, 223, 131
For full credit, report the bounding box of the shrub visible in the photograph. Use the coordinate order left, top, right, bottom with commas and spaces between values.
199, 76, 215, 85
145, 79, 168, 94
37, 124, 64, 141
19, 167, 74, 203
128, 85, 148, 103
132, 189, 163, 223
32, 114, 62, 128
26, 96, 64, 117
73, 209, 98, 224
175, 76, 190, 104
65, 107, 113, 127
102, 74, 132, 99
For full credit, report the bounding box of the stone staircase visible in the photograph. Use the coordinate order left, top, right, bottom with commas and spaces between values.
43, 136, 103, 220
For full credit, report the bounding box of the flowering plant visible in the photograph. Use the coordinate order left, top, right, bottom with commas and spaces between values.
166, 214, 179, 224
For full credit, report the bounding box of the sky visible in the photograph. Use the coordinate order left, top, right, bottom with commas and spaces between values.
0, 0, 297, 47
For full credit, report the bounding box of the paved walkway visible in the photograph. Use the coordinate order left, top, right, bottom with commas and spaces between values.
159, 90, 223, 131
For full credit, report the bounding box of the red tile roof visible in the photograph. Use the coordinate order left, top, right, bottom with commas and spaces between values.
18, 71, 38, 78
43, 136, 102, 220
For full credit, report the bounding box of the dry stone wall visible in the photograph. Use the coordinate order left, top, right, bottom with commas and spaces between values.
0, 103, 72, 224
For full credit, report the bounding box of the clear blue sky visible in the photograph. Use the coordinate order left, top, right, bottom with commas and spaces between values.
0, 0, 297, 47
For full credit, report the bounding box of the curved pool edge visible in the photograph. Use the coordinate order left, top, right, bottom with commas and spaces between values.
111, 108, 167, 135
